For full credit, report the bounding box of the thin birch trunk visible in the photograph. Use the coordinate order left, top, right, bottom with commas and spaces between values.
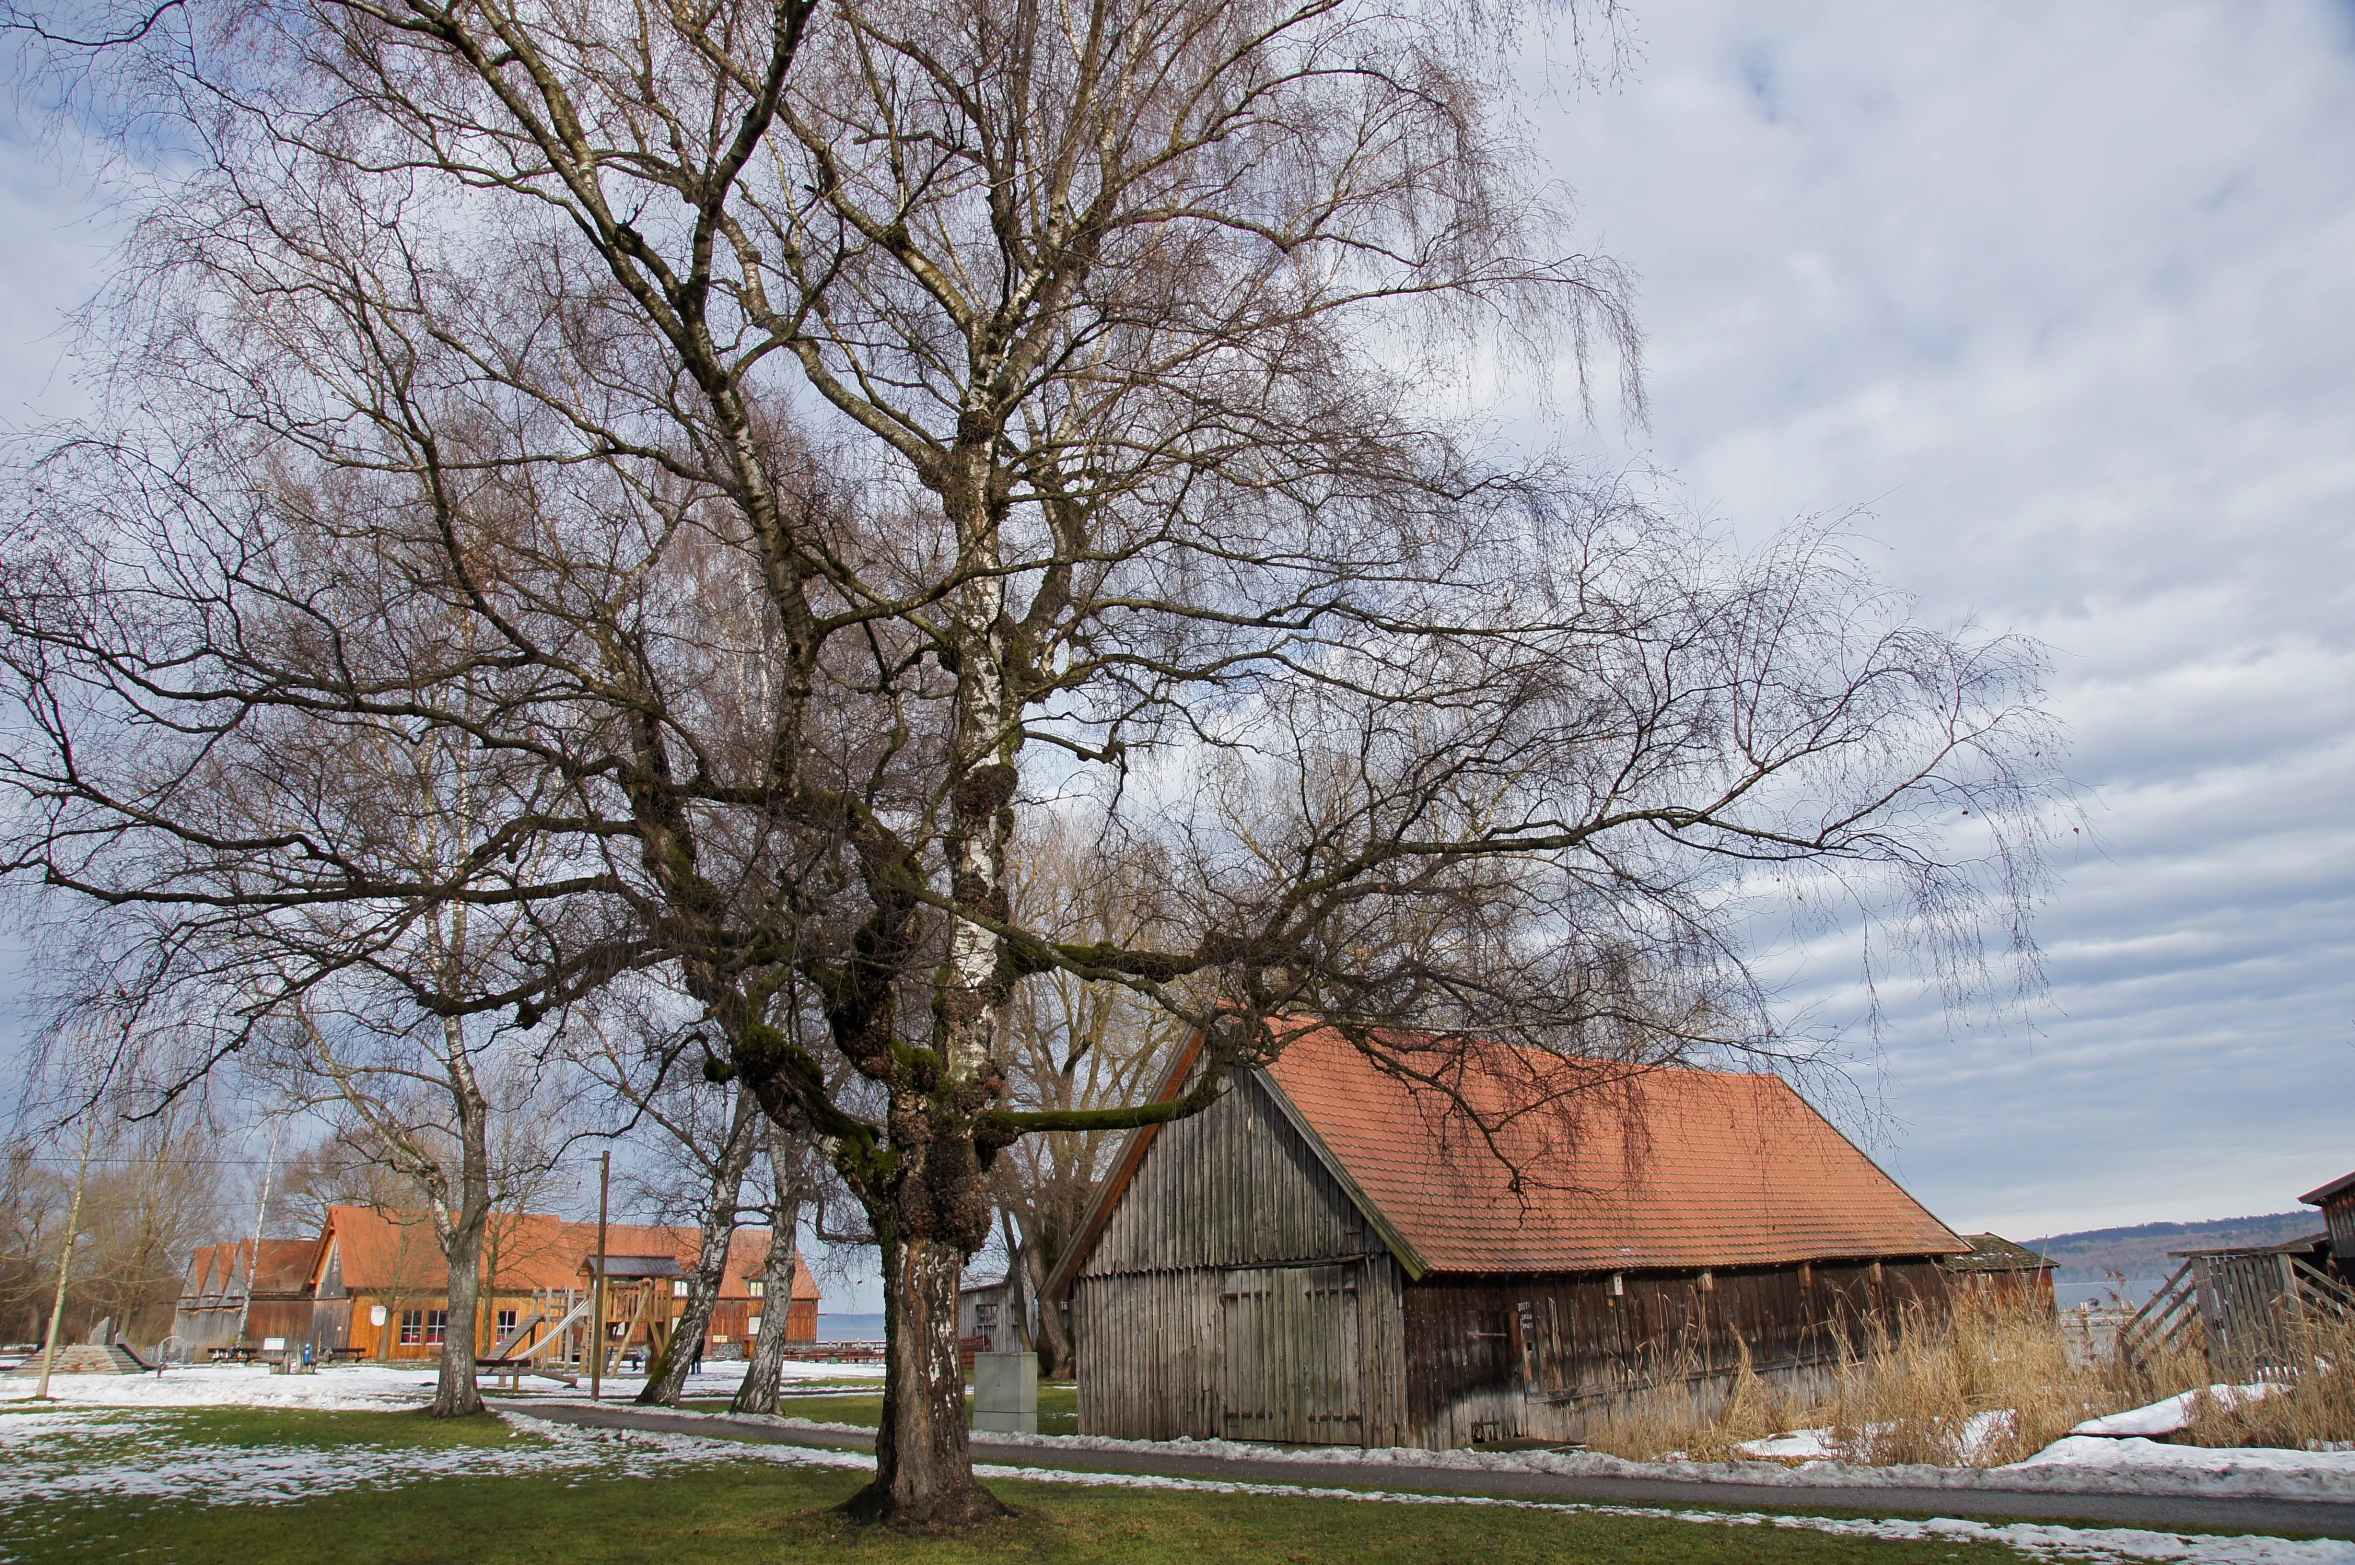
639, 1088, 762, 1406
732, 1120, 809, 1415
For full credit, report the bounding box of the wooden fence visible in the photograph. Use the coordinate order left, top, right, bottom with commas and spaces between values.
2119, 1251, 2355, 1378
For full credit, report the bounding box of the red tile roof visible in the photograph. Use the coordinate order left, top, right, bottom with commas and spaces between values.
1256, 1021, 1964, 1275
180, 1238, 317, 1302
310, 1207, 818, 1300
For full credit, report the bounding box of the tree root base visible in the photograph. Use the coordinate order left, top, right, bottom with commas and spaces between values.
838, 1478, 1013, 1531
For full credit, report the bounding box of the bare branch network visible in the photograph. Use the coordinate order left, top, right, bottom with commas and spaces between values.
0, 0, 2061, 1522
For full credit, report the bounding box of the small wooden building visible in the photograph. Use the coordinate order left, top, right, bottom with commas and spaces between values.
2300, 1170, 2355, 1280
171, 1239, 318, 1354
301, 1207, 819, 1363
1943, 1234, 2058, 1309
1049, 1022, 1966, 1448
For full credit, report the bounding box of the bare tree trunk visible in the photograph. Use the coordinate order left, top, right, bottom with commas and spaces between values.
431, 1209, 487, 1417
1022, 1242, 1071, 1380
732, 1120, 808, 1415
639, 1091, 762, 1406
730, 1214, 804, 1414
431, 1017, 491, 1418
844, 1234, 1003, 1527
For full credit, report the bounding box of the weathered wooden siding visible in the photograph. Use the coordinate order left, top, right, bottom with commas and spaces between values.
1086, 1071, 1388, 1274
1073, 1071, 1410, 1443
1073, 1065, 1958, 1450
1402, 1260, 1955, 1447
1073, 1254, 1410, 1444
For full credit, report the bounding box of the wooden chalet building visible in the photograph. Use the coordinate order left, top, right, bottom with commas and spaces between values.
300, 1207, 819, 1364
1942, 1234, 2058, 1308
172, 1239, 319, 1354
1049, 1021, 1967, 1449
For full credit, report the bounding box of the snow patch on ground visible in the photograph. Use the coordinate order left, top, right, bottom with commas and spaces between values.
0, 1360, 820, 1413
2076, 1388, 2283, 1440
1736, 1411, 2018, 1465
501, 1413, 2355, 1565
941, 1422, 2355, 1503
2, 1397, 2345, 1565
0, 1365, 441, 1411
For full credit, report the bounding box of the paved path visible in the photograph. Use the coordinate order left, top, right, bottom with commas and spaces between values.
506, 1400, 2355, 1539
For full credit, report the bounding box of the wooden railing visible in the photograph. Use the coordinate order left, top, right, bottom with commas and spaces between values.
2119, 1251, 2355, 1378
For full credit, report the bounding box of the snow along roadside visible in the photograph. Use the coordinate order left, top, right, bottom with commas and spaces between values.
495, 1412, 2355, 1565
578, 1403, 2355, 1506
1, 1400, 2343, 1565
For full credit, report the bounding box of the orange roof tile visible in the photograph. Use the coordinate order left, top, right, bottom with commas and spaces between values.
313, 1207, 818, 1301
182, 1238, 322, 1300
1256, 1022, 1964, 1275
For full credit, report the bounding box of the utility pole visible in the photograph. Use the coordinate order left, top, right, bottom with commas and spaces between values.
35, 1109, 99, 1400
589, 1150, 610, 1402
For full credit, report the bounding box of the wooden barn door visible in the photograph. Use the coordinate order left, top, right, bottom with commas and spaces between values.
1220, 1265, 1362, 1444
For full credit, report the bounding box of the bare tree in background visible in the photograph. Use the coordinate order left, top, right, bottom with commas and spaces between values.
0, 1003, 231, 1348
264, 1132, 432, 1241
582, 1011, 764, 1407
208, 713, 602, 1416
732, 1114, 822, 1414
989, 819, 1191, 1376
0, 0, 2066, 1523
70, 1104, 224, 1344
578, 978, 839, 1407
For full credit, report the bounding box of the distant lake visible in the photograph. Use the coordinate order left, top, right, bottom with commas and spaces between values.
2055, 1278, 2164, 1310
817, 1312, 885, 1341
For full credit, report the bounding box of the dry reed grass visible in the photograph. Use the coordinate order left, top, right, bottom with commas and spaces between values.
1585, 1293, 2210, 1467
2180, 1311, 2355, 1450
1581, 1341, 1807, 1464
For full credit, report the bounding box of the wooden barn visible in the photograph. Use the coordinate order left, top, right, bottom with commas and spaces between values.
300, 1207, 819, 1364
1943, 1234, 2058, 1309
172, 1239, 318, 1354
1048, 1021, 1967, 1449
2301, 1169, 2355, 1280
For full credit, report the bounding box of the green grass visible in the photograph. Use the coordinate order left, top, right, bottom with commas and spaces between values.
5, 1454, 2042, 1565
132, 1406, 533, 1451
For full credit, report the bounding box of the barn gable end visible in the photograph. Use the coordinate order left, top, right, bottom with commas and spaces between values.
1084, 1070, 1388, 1277
1071, 1069, 1411, 1444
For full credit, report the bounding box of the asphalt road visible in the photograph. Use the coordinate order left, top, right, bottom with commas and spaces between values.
504, 1400, 2355, 1540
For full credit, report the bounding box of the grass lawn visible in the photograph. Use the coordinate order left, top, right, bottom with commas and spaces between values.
680, 1381, 1081, 1435
1, 1406, 2045, 1565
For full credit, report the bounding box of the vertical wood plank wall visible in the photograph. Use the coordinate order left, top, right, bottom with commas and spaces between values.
1073, 1071, 1410, 1444
1073, 1066, 1957, 1450
1402, 1261, 1954, 1447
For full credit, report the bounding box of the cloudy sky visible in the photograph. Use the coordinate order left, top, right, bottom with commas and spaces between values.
1520, 2, 2355, 1242
3, 4, 2350, 1310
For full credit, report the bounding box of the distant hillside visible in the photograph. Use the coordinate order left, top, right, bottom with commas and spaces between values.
2025, 1211, 2323, 1284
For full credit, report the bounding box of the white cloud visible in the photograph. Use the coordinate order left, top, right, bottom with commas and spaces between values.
1, 4, 2348, 1246
1529, 3, 2355, 1234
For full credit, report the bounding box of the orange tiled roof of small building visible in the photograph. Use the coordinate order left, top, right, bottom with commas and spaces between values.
312, 1207, 818, 1300
1260, 1021, 1965, 1274
181, 1237, 316, 1300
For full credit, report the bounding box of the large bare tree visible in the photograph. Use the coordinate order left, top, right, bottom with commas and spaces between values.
0, 0, 2062, 1523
